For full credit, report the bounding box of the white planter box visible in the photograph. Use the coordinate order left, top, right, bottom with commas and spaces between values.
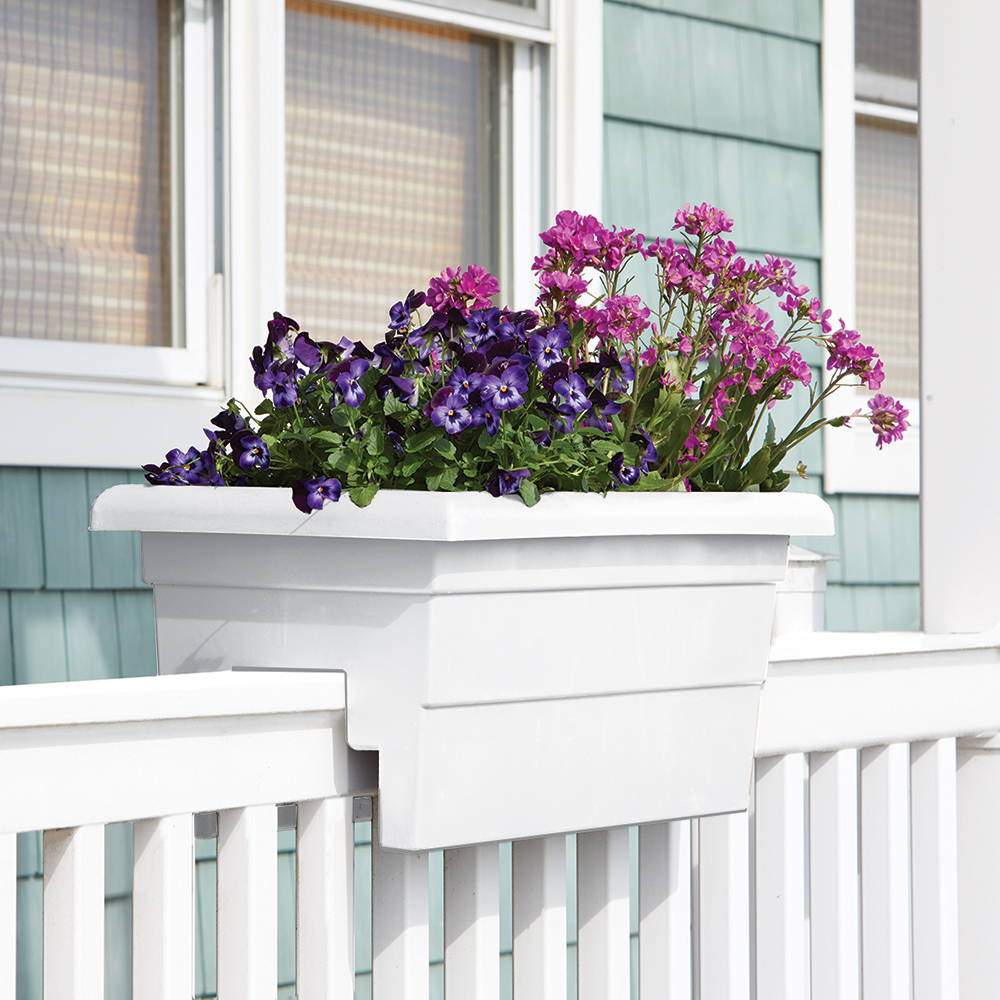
92, 486, 833, 849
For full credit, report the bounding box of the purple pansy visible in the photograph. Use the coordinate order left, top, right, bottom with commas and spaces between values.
235, 434, 270, 471
528, 326, 570, 371
485, 468, 531, 497
480, 365, 528, 412
333, 358, 370, 408
292, 477, 342, 513
430, 390, 473, 435
553, 373, 591, 413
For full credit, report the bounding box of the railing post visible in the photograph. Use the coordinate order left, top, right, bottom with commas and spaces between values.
956, 736, 1000, 1000
217, 805, 278, 1000
133, 814, 196, 1000
512, 835, 568, 1000
0, 833, 15, 1000
43, 824, 105, 1000
371, 800, 430, 1000
577, 827, 630, 1000
297, 796, 356, 999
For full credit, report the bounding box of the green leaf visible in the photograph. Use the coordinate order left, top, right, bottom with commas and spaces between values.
365, 426, 386, 456
314, 430, 343, 446
254, 399, 274, 416
349, 483, 380, 508
409, 427, 440, 451
746, 446, 772, 483
519, 478, 540, 507
433, 437, 457, 460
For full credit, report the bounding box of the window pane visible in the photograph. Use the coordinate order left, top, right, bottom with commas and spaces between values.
0, 0, 174, 346
855, 0, 917, 105
855, 117, 918, 400
285, 2, 501, 344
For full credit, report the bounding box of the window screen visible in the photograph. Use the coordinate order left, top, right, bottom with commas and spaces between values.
854, 117, 919, 400
854, 0, 919, 401
0, 0, 174, 347
285, 2, 501, 345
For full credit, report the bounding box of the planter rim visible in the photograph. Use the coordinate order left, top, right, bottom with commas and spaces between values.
91, 484, 834, 541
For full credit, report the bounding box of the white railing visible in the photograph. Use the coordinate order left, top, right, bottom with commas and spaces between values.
2, 635, 1000, 999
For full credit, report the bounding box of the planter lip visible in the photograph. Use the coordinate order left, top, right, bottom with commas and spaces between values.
91, 484, 834, 542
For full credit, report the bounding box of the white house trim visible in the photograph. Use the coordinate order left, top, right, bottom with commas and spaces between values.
919, 0, 1000, 633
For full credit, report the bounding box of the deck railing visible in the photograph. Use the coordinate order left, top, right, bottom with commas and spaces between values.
2, 633, 1000, 999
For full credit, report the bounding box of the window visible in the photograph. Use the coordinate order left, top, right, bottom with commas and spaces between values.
0, 0, 173, 348
285, 2, 503, 343
0, 0, 219, 392
854, 0, 919, 404
0, 0, 600, 467
821, 0, 920, 494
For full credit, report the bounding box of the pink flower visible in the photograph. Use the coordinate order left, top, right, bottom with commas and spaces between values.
672, 202, 734, 238
868, 394, 909, 448
640, 346, 658, 367
826, 327, 884, 390
582, 295, 651, 346
426, 265, 499, 315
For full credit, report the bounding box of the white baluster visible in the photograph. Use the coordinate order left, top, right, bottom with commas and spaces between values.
43, 824, 105, 1000
754, 754, 808, 1000
133, 814, 195, 1000
698, 812, 750, 1000
956, 736, 1000, 1000
297, 796, 356, 999
809, 749, 860, 1000
444, 843, 500, 998
911, 739, 959, 1000
577, 827, 630, 1000
372, 818, 430, 1000
637, 820, 692, 999
861, 743, 912, 1000
0, 833, 15, 999
512, 835, 567, 1000
217, 805, 278, 1000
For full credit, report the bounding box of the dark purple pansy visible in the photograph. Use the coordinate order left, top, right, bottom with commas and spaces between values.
376, 374, 418, 406
271, 369, 299, 408
610, 452, 641, 487
292, 332, 323, 369
374, 341, 406, 375
333, 358, 370, 408
291, 476, 342, 513
235, 434, 270, 471
631, 428, 659, 472
485, 468, 531, 497
448, 366, 483, 395
553, 373, 591, 413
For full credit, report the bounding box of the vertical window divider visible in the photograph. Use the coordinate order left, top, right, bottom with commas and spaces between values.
225, 0, 287, 404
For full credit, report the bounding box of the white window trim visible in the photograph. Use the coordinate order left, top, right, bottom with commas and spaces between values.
820, 0, 920, 496
228, 0, 602, 400
0, 0, 225, 468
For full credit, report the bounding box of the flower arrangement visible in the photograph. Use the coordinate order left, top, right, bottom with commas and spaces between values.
144, 204, 907, 511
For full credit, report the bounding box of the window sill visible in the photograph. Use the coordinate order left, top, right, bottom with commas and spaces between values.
0, 380, 225, 470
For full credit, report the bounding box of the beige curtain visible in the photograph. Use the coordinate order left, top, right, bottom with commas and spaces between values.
0, 0, 173, 346
285, 1, 500, 345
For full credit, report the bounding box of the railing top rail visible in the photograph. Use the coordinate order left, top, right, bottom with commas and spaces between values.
0, 670, 346, 730
759, 632, 1000, 757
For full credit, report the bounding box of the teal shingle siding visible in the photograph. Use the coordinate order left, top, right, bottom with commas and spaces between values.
602, 0, 920, 631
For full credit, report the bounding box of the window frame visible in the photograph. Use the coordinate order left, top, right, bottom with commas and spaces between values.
821, 0, 920, 496
0, 0, 224, 467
